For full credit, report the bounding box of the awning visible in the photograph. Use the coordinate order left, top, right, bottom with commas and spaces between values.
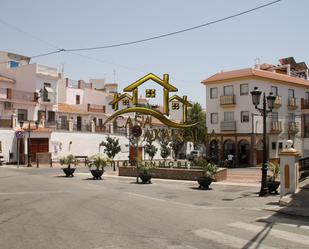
44, 86, 54, 93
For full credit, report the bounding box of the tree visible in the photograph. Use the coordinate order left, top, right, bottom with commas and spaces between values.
100, 136, 121, 171
159, 139, 171, 161
144, 137, 158, 161
186, 103, 207, 146
169, 137, 184, 161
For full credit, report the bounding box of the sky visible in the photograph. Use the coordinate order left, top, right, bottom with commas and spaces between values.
1, 0, 308, 108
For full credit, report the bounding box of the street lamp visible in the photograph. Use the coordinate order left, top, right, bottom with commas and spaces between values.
250, 87, 276, 196
19, 120, 40, 167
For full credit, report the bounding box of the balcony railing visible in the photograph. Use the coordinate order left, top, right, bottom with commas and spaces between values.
273, 96, 282, 108
301, 98, 309, 109
36, 64, 58, 78
220, 120, 236, 132
289, 122, 299, 134
10, 89, 36, 102
270, 121, 282, 133
95, 125, 110, 133
73, 123, 90, 132
88, 104, 106, 113
288, 98, 298, 110
220, 95, 236, 106
0, 116, 12, 128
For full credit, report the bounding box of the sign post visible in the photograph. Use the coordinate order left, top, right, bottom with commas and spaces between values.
15, 131, 24, 168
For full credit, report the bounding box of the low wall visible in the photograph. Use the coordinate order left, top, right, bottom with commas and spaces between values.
118, 166, 227, 181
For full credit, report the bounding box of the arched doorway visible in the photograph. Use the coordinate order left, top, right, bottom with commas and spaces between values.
209, 139, 219, 164
223, 139, 235, 160
238, 139, 250, 166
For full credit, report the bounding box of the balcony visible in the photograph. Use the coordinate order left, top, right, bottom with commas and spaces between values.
88, 104, 106, 113
220, 120, 236, 132
288, 98, 298, 110
301, 98, 309, 109
289, 122, 299, 134
273, 96, 282, 108
270, 121, 282, 134
36, 64, 59, 78
220, 95, 236, 107
0, 116, 12, 128
0, 88, 36, 102
95, 125, 110, 133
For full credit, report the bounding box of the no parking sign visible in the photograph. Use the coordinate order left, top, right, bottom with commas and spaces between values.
15, 131, 24, 139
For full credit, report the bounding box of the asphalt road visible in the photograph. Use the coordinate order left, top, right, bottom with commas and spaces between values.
1, 166, 309, 249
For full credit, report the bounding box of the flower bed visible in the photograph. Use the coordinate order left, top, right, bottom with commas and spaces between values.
118, 166, 227, 181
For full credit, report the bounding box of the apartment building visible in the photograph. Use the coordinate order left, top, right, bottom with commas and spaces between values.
202, 57, 309, 166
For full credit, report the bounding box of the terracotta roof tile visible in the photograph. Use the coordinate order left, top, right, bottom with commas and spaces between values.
201, 68, 309, 87
0, 75, 15, 83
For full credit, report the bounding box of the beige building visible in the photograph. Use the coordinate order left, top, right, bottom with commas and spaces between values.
202, 57, 309, 166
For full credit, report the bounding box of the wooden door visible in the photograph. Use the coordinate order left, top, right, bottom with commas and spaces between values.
30, 138, 49, 162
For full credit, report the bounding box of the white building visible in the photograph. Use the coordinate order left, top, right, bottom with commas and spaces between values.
202, 57, 309, 166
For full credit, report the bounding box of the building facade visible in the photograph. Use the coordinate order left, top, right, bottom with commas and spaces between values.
202, 57, 309, 166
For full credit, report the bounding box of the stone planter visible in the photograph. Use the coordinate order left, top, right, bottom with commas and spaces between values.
62, 167, 75, 177
196, 176, 213, 189
139, 173, 152, 184
90, 169, 104, 180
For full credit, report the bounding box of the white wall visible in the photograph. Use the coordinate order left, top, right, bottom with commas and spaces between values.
0, 129, 15, 162
50, 131, 130, 160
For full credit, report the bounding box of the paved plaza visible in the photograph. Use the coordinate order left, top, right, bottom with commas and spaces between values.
1, 166, 309, 249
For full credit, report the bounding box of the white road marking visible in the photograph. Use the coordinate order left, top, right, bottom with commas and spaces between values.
0, 190, 71, 195
229, 221, 309, 246
256, 215, 309, 230
193, 228, 277, 249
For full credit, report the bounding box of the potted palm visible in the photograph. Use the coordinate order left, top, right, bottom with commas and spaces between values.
267, 161, 280, 194
195, 157, 218, 189
137, 162, 156, 184
59, 154, 75, 177
88, 154, 109, 180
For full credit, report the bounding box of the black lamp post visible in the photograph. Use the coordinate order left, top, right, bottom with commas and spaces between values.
19, 120, 40, 167
250, 87, 276, 196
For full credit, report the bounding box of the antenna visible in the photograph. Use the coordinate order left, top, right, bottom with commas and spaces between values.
254, 58, 260, 69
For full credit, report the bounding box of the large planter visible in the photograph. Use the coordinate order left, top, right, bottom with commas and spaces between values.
139, 173, 152, 184
62, 167, 75, 177
90, 169, 104, 180
196, 176, 213, 189
267, 181, 280, 194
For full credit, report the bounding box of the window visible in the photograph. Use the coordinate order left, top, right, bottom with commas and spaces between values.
306, 92, 309, 100
76, 95, 80, 104
98, 118, 103, 127
272, 142, 276, 150
224, 111, 234, 121
17, 109, 27, 121
279, 142, 283, 149
271, 86, 278, 96
210, 113, 218, 124
224, 85, 233, 96
271, 112, 278, 122
9, 61, 19, 68
288, 89, 295, 99
43, 83, 52, 102
289, 113, 295, 122
304, 114, 309, 138
48, 111, 55, 122
210, 87, 218, 99
240, 84, 248, 95
241, 111, 249, 122
93, 117, 97, 125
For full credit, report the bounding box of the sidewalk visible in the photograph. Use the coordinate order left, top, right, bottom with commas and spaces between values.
273, 179, 309, 217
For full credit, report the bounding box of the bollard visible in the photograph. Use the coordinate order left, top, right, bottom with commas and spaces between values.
36, 159, 39, 168
50, 158, 53, 168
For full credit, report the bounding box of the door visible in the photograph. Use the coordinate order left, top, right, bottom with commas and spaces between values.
77, 116, 82, 131
30, 138, 49, 162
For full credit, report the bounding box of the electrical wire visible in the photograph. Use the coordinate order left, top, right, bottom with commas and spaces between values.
13, 0, 282, 58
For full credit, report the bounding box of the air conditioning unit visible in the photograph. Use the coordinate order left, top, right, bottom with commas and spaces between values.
4, 102, 13, 110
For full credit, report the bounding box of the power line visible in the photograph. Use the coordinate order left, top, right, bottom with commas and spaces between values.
15, 0, 282, 58
65, 0, 282, 52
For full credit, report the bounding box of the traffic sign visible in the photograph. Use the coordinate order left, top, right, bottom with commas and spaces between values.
15, 131, 24, 139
